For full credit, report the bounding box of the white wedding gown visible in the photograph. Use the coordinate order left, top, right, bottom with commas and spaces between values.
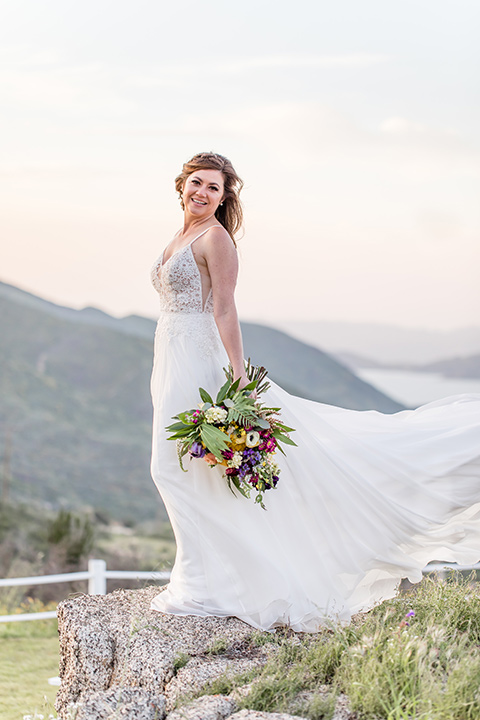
150, 230, 480, 632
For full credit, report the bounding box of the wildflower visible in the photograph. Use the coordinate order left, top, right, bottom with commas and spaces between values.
230, 431, 246, 450
398, 610, 416, 633
204, 406, 228, 424
227, 451, 243, 469
259, 438, 276, 452
189, 441, 205, 458
246, 430, 260, 447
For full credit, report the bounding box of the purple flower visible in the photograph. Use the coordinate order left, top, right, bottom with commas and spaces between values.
189, 441, 205, 458
406, 611, 415, 618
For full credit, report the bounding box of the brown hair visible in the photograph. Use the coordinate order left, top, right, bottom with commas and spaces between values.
175, 152, 244, 243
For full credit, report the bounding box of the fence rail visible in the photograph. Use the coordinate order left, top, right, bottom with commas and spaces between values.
0, 559, 170, 623
1, 559, 480, 624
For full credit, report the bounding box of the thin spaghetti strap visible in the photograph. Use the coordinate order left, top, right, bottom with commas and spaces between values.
189, 225, 223, 246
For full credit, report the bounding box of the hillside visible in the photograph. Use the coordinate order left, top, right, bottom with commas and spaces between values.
0, 281, 403, 521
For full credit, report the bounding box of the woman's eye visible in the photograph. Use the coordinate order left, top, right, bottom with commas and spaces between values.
191, 179, 200, 185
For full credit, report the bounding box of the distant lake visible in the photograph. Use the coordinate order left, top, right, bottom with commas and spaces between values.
357, 368, 480, 408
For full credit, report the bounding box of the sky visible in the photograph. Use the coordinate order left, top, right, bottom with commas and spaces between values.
1, 0, 479, 330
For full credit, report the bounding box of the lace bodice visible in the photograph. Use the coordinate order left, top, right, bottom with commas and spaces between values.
150, 229, 222, 358
151, 229, 214, 314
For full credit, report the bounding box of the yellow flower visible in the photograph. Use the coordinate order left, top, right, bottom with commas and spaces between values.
231, 436, 246, 450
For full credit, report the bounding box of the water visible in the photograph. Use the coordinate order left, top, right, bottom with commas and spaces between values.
357, 368, 480, 408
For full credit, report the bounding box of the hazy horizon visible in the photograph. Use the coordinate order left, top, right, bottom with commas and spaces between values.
3, 276, 480, 368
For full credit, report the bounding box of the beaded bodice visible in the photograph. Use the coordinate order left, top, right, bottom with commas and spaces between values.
151, 231, 214, 314
150, 229, 221, 358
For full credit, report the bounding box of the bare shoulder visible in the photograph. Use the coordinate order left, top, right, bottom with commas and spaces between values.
202, 225, 237, 261
201, 225, 238, 268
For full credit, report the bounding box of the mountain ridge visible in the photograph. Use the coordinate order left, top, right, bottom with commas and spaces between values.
0, 280, 404, 521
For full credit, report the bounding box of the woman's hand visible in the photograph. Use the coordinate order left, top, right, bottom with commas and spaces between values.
237, 373, 257, 399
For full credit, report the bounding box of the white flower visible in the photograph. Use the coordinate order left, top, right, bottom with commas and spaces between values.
227, 451, 243, 469
268, 458, 280, 472
245, 430, 260, 447
204, 406, 228, 424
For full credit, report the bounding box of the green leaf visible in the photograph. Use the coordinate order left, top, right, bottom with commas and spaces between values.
225, 392, 259, 427
166, 421, 191, 433
276, 423, 295, 433
200, 424, 230, 460
255, 417, 270, 429
230, 377, 241, 394
177, 410, 196, 423
223, 398, 234, 408
275, 432, 297, 446
228, 476, 250, 499
215, 379, 231, 405
199, 387, 213, 404
167, 429, 196, 440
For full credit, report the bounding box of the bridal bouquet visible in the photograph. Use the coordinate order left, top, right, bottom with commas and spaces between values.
165, 363, 296, 508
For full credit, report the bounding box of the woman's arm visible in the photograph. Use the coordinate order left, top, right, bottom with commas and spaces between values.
202, 229, 249, 388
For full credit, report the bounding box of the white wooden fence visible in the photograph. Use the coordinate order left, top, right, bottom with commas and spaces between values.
0, 559, 170, 623
1, 559, 480, 624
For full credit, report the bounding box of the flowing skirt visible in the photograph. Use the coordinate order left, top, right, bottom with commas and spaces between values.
150, 313, 480, 631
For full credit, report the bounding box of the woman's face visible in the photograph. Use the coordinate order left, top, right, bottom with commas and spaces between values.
183, 169, 225, 216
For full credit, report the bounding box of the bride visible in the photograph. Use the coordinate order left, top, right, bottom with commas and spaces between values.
150, 151, 480, 632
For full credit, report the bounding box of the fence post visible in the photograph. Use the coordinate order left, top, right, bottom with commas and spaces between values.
88, 559, 107, 595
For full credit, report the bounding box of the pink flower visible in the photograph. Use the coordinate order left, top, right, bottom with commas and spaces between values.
259, 439, 276, 453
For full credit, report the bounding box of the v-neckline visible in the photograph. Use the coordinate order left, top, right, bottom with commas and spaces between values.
160, 226, 221, 268
160, 243, 190, 269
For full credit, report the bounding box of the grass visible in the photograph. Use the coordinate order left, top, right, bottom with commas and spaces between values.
3, 574, 480, 720
0, 601, 59, 720
197, 573, 480, 720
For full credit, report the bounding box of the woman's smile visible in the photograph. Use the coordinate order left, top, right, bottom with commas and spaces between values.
183, 169, 225, 215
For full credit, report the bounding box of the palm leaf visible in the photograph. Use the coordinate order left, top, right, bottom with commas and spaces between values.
226, 393, 260, 427
199, 424, 230, 460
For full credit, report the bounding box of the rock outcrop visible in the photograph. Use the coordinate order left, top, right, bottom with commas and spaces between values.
55, 586, 353, 720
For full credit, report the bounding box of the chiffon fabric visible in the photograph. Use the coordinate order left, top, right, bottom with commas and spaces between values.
150, 230, 480, 632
